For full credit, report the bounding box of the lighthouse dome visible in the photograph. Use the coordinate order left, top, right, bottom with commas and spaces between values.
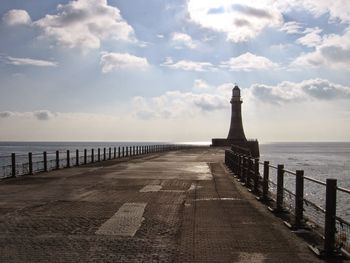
232, 85, 240, 97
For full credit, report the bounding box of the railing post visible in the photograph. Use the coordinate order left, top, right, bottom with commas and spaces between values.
234, 154, 239, 174
98, 148, 101, 162
234, 154, 238, 174
253, 158, 259, 193
114, 147, 116, 159
56, 151, 60, 170
122, 147, 125, 157
276, 164, 284, 212
11, 153, 16, 177
130, 146, 132, 156
76, 150, 79, 166
28, 152, 33, 175
103, 148, 106, 161
237, 155, 242, 179
66, 150, 70, 168
262, 161, 269, 201
43, 151, 47, 172
246, 158, 252, 188
109, 147, 111, 160
324, 179, 337, 256
294, 170, 304, 228
84, 149, 87, 164
241, 156, 246, 182
91, 149, 94, 163
118, 147, 120, 158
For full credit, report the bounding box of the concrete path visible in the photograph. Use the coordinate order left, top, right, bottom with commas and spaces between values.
0, 148, 322, 262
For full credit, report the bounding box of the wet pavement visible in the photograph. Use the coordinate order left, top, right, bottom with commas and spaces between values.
0, 147, 323, 262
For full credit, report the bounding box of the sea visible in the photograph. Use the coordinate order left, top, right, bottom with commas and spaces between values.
0, 141, 349, 221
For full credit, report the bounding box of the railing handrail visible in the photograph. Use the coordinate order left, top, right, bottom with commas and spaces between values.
225, 148, 350, 256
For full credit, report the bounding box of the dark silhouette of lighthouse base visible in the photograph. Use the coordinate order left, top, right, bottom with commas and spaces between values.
212, 85, 259, 157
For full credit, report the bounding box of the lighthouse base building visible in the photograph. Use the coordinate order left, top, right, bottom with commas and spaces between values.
212, 85, 259, 158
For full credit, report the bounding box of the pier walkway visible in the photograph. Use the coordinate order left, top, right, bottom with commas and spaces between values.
0, 148, 322, 262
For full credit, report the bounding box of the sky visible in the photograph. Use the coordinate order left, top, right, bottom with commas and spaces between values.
0, 0, 350, 142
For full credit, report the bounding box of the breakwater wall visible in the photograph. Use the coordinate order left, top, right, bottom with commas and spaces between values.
0, 144, 201, 179
225, 146, 350, 258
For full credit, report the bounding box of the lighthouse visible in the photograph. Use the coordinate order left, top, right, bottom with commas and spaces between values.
211, 84, 259, 157
227, 85, 247, 142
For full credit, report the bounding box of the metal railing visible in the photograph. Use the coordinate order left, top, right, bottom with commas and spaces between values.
0, 144, 201, 179
225, 148, 350, 257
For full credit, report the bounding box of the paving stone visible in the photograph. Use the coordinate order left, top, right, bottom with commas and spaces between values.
0, 149, 325, 263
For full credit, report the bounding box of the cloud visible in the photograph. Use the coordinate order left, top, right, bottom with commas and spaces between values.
132, 91, 227, 119
33, 110, 55, 120
280, 21, 304, 34
0, 110, 56, 120
100, 52, 149, 73
171, 32, 197, 49
250, 79, 350, 104
0, 111, 13, 118
2, 56, 58, 67
187, 0, 283, 42
220, 52, 278, 71
161, 57, 216, 72
193, 79, 210, 90
291, 28, 350, 69
2, 9, 31, 26
296, 27, 322, 47
33, 0, 135, 51
276, 0, 350, 24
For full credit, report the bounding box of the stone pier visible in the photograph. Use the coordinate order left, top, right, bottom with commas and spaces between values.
0, 148, 321, 262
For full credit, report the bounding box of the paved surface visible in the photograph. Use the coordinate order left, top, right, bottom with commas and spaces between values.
0, 148, 323, 262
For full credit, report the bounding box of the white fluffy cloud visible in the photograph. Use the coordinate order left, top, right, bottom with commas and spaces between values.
187, 0, 350, 43
3, 56, 58, 67
2, 9, 31, 26
280, 21, 304, 34
250, 78, 350, 104
296, 27, 322, 47
187, 0, 283, 42
161, 57, 215, 72
100, 52, 149, 73
171, 32, 197, 49
291, 28, 350, 69
276, 0, 350, 24
193, 79, 210, 90
34, 0, 135, 50
132, 90, 228, 119
220, 52, 278, 71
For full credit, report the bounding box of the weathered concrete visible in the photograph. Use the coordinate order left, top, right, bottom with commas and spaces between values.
0, 148, 326, 262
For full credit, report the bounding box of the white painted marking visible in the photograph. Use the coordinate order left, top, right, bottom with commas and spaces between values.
96, 203, 147, 236
139, 185, 162, 192
238, 252, 266, 263
188, 183, 196, 191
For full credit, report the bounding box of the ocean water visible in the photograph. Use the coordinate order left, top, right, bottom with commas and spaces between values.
260, 142, 350, 221
0, 141, 349, 221
0, 141, 170, 157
